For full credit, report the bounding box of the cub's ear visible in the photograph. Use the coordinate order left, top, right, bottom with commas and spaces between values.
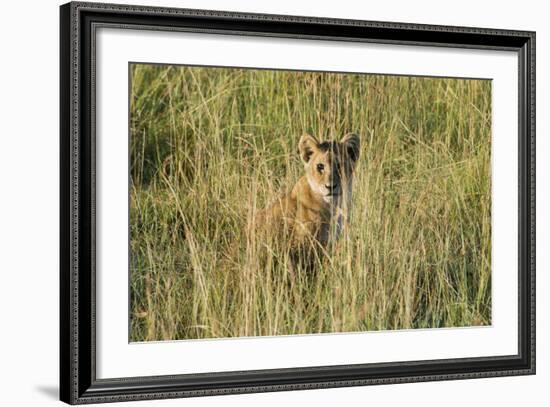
341, 133, 360, 163
298, 134, 320, 163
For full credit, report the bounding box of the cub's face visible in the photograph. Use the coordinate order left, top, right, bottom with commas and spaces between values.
298, 133, 360, 202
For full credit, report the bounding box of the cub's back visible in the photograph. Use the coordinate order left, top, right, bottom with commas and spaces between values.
251, 192, 297, 238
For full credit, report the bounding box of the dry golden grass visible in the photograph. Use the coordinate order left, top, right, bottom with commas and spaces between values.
129, 64, 491, 341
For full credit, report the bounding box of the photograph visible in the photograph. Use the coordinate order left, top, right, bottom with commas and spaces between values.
56, 1, 536, 404
129, 63, 492, 342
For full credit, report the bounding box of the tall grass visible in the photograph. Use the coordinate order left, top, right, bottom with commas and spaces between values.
129, 64, 491, 341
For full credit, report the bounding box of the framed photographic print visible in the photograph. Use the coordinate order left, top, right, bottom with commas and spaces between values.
60, 1, 536, 404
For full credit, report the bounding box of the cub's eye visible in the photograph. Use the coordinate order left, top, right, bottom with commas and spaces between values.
316, 163, 324, 173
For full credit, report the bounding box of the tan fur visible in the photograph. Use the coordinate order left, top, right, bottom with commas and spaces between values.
251, 133, 361, 270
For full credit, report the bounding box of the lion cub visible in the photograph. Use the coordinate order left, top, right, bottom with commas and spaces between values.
251, 133, 360, 270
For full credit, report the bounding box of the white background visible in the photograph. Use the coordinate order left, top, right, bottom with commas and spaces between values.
97, 29, 518, 378
0, 0, 547, 405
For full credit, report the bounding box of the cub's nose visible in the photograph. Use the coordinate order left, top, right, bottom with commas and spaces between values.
325, 184, 338, 190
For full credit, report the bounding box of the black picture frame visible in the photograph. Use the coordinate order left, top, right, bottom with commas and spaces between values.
60, 1, 536, 404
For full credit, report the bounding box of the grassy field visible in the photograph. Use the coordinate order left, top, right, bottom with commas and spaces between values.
129, 64, 492, 341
